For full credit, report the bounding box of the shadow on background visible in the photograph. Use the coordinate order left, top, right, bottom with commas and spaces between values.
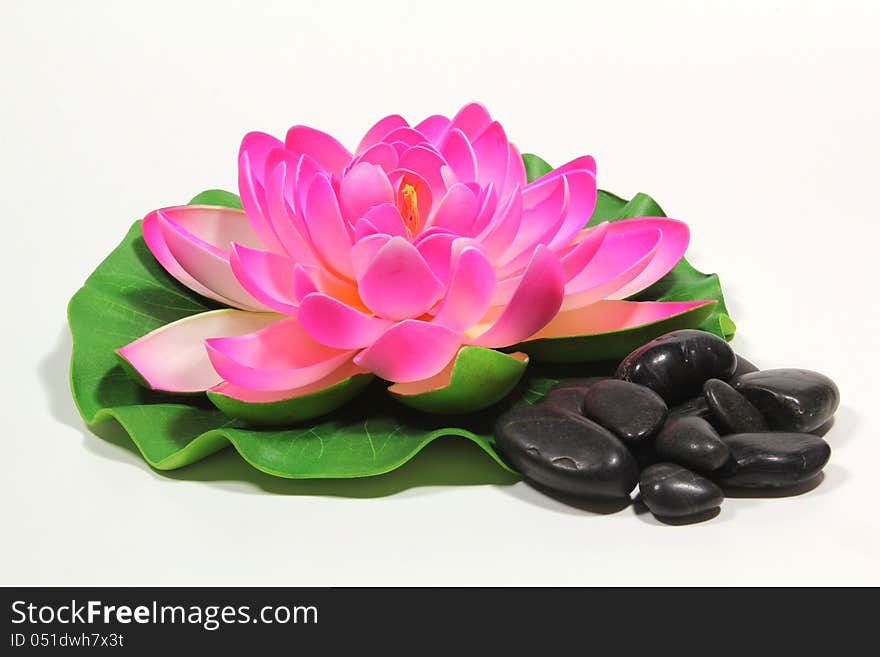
40, 325, 519, 498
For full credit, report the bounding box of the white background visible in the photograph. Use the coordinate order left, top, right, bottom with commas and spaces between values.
2, 0, 878, 585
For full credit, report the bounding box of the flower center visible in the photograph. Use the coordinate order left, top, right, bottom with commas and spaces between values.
400, 183, 421, 238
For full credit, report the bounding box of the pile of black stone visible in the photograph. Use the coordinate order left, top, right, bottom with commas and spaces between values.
494, 329, 839, 523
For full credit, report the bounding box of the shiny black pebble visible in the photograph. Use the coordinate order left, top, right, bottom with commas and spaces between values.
582, 379, 668, 443
729, 354, 759, 380
703, 378, 768, 434
654, 416, 730, 472
538, 378, 609, 415
669, 395, 712, 421
494, 405, 639, 499
616, 329, 737, 405
639, 463, 724, 518
734, 369, 840, 432
714, 432, 831, 488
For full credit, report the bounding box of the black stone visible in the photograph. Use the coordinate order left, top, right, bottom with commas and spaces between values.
714, 432, 831, 488
494, 405, 639, 499
703, 378, 768, 434
616, 329, 737, 404
654, 416, 730, 472
639, 463, 724, 518
669, 395, 712, 421
581, 379, 668, 443
537, 378, 610, 415
729, 354, 759, 380
733, 369, 840, 432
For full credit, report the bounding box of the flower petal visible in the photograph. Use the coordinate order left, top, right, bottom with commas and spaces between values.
230, 243, 300, 315
476, 187, 522, 262
357, 236, 445, 320
439, 128, 477, 183
526, 155, 597, 187
142, 205, 260, 308
262, 157, 318, 265
350, 233, 392, 279
602, 217, 690, 299
238, 148, 287, 254
285, 125, 352, 174
338, 162, 394, 222
561, 227, 661, 310
206, 317, 354, 391
546, 170, 598, 252
468, 245, 565, 348
353, 320, 462, 382
351, 141, 399, 171
414, 114, 450, 143
472, 121, 510, 190
504, 143, 527, 197
299, 293, 394, 349
398, 145, 448, 199
362, 203, 407, 237
304, 173, 355, 279
415, 231, 458, 283
117, 309, 279, 392
156, 210, 268, 311
427, 183, 479, 234
356, 114, 408, 154
447, 102, 493, 141
432, 247, 496, 331
559, 221, 609, 281
526, 299, 715, 341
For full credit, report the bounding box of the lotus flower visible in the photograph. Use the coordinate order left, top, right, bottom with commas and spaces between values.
118, 103, 710, 420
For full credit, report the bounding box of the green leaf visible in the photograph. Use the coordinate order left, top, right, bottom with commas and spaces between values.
522, 153, 553, 183
388, 347, 529, 414
207, 373, 374, 427
187, 189, 243, 209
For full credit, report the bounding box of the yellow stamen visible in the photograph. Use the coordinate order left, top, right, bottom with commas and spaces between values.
400, 183, 420, 237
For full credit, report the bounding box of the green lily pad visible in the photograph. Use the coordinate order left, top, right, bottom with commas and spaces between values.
207, 372, 374, 427
388, 347, 529, 414
522, 153, 553, 183
187, 189, 244, 209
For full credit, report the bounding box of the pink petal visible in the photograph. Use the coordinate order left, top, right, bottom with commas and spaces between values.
468, 245, 565, 348
414, 114, 450, 143
526, 300, 715, 341
206, 317, 354, 391
498, 176, 569, 275
210, 359, 366, 402
603, 218, 690, 298
427, 183, 479, 234
230, 243, 300, 315
439, 128, 477, 183
293, 263, 319, 299
354, 218, 381, 241
357, 236, 445, 320
155, 210, 268, 311
239, 131, 284, 180
447, 102, 493, 141
303, 173, 355, 279
432, 247, 496, 331
350, 233, 392, 279
562, 228, 661, 310
415, 231, 458, 283
559, 221, 609, 280
338, 162, 394, 222
238, 149, 286, 254
477, 189, 523, 263
470, 182, 498, 235
504, 143, 527, 198
351, 141, 399, 171
545, 170, 598, 252
398, 145, 448, 199
295, 263, 369, 313
356, 114, 408, 154
472, 121, 510, 190
262, 157, 318, 265
353, 320, 462, 382
362, 203, 407, 237
299, 293, 393, 349
527, 155, 598, 187
285, 125, 352, 174
380, 126, 429, 148
117, 310, 279, 392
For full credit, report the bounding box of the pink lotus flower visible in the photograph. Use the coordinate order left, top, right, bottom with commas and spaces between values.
119, 103, 708, 410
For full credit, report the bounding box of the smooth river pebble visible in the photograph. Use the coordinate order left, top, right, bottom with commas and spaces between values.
654, 416, 730, 472
714, 432, 831, 488
639, 463, 724, 518
703, 378, 768, 434
494, 405, 639, 499
734, 369, 840, 432
616, 329, 737, 404
581, 379, 668, 444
